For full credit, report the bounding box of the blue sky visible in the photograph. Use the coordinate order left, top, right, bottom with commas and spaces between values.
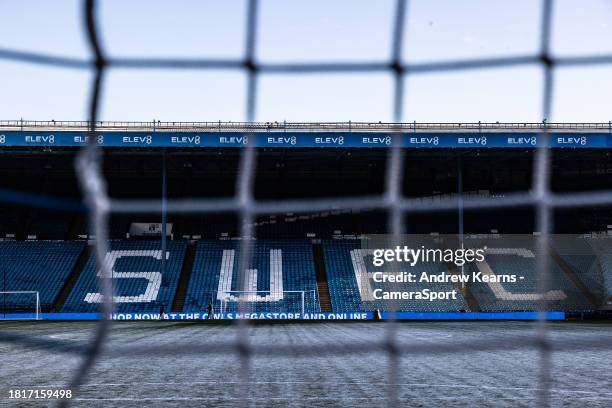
1, 0, 611, 122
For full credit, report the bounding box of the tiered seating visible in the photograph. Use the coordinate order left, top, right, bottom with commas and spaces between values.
323, 240, 368, 312
0, 241, 84, 311
552, 237, 604, 300
184, 240, 319, 313
465, 237, 592, 311
322, 239, 468, 312
62, 240, 186, 313
3, 235, 610, 315
585, 239, 612, 301
599, 255, 612, 302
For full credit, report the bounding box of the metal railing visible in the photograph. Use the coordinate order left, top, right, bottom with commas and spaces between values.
1, 120, 612, 133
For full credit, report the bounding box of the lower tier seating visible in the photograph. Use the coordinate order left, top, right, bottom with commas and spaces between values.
3, 236, 611, 314
62, 240, 186, 313
585, 239, 612, 302
322, 239, 469, 312
0, 240, 84, 311
184, 240, 319, 313
552, 236, 605, 301
465, 237, 593, 311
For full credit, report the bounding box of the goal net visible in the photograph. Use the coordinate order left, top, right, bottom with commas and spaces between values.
2, 1, 612, 405
0, 291, 41, 320
215, 290, 319, 315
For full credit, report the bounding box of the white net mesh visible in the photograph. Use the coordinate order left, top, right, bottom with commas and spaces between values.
1, 1, 612, 406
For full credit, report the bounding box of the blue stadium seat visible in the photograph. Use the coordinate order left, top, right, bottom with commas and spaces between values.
3, 236, 609, 315
62, 240, 186, 313
552, 237, 604, 301
322, 239, 469, 312
584, 238, 612, 302
184, 240, 319, 313
465, 237, 593, 311
0, 240, 84, 310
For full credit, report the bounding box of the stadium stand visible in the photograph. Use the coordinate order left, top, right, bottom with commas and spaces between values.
584, 238, 612, 302
465, 237, 594, 311
183, 240, 319, 313
599, 256, 612, 303
555, 238, 602, 287
322, 240, 366, 312
1, 130, 612, 314
62, 240, 186, 313
0, 240, 85, 311
550, 236, 604, 301
1, 235, 611, 314
322, 239, 469, 312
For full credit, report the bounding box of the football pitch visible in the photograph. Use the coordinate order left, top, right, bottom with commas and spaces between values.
1, 321, 611, 407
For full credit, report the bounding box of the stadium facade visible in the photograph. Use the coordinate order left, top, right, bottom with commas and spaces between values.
1, 121, 611, 319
